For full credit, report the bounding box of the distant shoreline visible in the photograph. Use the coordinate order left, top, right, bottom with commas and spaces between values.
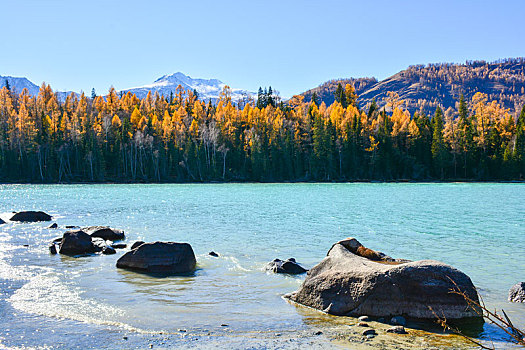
1, 180, 524, 185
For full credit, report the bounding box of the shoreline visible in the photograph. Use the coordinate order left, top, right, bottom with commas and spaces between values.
1, 180, 524, 185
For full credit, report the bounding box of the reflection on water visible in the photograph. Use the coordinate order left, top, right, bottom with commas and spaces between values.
0, 183, 524, 349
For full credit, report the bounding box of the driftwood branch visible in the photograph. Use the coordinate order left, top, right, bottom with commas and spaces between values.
430, 277, 525, 349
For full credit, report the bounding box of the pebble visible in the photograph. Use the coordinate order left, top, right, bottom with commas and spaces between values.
387, 326, 408, 334
357, 322, 369, 327
362, 328, 377, 336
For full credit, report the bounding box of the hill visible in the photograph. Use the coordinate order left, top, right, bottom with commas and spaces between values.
301, 58, 525, 115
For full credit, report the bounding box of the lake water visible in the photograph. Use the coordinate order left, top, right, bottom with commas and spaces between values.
0, 183, 524, 349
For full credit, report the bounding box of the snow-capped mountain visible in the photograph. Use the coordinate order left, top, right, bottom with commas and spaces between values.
121, 72, 254, 102
0, 75, 40, 96
0, 75, 76, 100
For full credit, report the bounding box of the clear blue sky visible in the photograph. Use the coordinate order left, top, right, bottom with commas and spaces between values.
3, 0, 525, 97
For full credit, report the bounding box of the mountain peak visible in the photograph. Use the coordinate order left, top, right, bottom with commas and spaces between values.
123, 72, 252, 101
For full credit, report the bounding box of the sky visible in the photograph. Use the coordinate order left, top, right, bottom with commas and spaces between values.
2, 0, 525, 98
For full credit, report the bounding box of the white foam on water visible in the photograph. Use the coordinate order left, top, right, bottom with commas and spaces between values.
8, 273, 152, 334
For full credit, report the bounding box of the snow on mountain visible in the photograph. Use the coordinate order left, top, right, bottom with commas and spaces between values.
121, 72, 254, 102
0, 75, 40, 96
0, 75, 76, 100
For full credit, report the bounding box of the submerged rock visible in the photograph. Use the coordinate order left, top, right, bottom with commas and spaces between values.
285, 237, 481, 320
209, 251, 219, 257
116, 242, 197, 274
509, 282, 525, 303
83, 226, 125, 241
10, 211, 52, 222
266, 258, 307, 274
48, 223, 58, 229
130, 241, 145, 250
387, 326, 408, 334
59, 230, 96, 256
390, 316, 406, 326
49, 244, 57, 255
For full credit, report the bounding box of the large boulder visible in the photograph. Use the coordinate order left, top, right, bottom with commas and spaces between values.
10, 211, 52, 222
266, 258, 307, 274
509, 282, 525, 303
116, 242, 196, 274
59, 230, 96, 256
285, 237, 481, 320
83, 226, 125, 241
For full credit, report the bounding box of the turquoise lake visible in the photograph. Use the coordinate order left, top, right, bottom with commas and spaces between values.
0, 183, 524, 349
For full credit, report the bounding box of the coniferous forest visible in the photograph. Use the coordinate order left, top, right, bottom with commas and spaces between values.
0, 82, 524, 183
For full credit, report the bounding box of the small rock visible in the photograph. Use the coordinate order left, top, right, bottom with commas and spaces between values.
103, 246, 116, 255
65, 225, 79, 229
509, 282, 525, 303
358, 315, 370, 322
357, 322, 369, 327
178, 329, 186, 332
387, 326, 408, 334
209, 251, 219, 257
49, 244, 57, 255
111, 243, 127, 249
59, 230, 95, 255
149, 344, 153, 349
265, 258, 308, 274
48, 223, 58, 229
10, 211, 52, 222
314, 331, 323, 335
390, 316, 406, 326
275, 333, 282, 336
123, 336, 128, 340
221, 324, 228, 327
83, 226, 125, 241
362, 328, 377, 336
0, 218, 5, 225
23, 244, 29, 247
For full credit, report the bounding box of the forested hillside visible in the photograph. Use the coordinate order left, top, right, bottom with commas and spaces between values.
302, 58, 525, 116
0, 80, 524, 183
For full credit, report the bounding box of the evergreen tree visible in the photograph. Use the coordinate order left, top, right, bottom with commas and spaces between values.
91, 88, 96, 99
514, 105, 525, 178
431, 107, 447, 179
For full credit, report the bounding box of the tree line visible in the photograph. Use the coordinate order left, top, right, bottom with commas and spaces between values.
0, 81, 524, 183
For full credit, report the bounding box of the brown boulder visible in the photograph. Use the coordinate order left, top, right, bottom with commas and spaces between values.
285, 237, 481, 321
